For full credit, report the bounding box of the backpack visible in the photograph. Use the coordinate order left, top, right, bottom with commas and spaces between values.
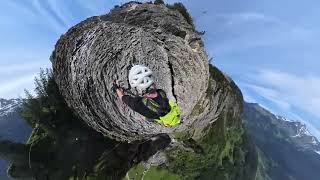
156, 100, 181, 126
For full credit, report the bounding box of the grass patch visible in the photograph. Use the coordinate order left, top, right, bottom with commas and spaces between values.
165, 105, 256, 180
125, 163, 145, 180
144, 166, 180, 180
125, 163, 180, 180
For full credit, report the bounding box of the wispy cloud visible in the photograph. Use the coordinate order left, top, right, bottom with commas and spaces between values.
201, 11, 313, 55
0, 62, 48, 75
257, 70, 320, 116
2, 0, 74, 34
30, 0, 68, 33
0, 74, 37, 98
218, 12, 282, 26
243, 83, 292, 110
240, 70, 320, 139
47, 0, 73, 25
0, 61, 49, 98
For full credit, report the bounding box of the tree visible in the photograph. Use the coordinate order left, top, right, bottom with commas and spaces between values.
21, 69, 77, 139
154, 0, 165, 5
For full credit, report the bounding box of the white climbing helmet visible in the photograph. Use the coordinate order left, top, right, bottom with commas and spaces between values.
129, 65, 154, 91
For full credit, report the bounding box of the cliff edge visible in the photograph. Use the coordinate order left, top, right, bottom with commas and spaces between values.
0, 2, 258, 180
51, 2, 209, 142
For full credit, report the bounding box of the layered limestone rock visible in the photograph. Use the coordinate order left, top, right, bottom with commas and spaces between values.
51, 2, 209, 141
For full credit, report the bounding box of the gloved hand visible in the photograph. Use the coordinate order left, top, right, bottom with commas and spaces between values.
112, 81, 120, 93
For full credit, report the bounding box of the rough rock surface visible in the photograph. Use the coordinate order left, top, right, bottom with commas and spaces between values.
0, 2, 258, 179
51, 2, 210, 142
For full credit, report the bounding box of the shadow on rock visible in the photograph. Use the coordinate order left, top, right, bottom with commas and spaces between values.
2, 124, 171, 180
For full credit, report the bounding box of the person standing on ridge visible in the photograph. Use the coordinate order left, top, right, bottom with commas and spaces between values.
112, 65, 181, 127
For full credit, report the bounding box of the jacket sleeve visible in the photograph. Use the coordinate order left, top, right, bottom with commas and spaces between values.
121, 95, 142, 112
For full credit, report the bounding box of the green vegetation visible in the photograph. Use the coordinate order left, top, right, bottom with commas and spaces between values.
189, 65, 230, 119
139, 65, 257, 180
125, 163, 145, 180
165, 113, 250, 180
168, 65, 256, 179
171, 130, 193, 141
188, 95, 206, 118
154, 0, 165, 5
166, 3, 194, 27
125, 163, 181, 180
209, 65, 227, 85
12, 69, 123, 179
255, 148, 273, 180
21, 69, 78, 135
145, 166, 180, 180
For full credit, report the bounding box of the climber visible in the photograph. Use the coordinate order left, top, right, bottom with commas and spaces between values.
112, 65, 181, 127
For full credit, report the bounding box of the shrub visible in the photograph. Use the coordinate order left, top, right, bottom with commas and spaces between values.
21, 69, 76, 131
166, 3, 194, 27
154, 0, 165, 5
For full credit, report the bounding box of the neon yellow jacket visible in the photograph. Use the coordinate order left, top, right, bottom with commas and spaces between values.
156, 100, 181, 126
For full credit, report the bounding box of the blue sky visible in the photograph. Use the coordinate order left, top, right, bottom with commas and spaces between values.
0, 0, 319, 139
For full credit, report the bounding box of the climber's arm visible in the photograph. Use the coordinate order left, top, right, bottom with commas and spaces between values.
122, 95, 160, 119
121, 95, 142, 112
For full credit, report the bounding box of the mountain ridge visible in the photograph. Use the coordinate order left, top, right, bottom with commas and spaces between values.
243, 102, 320, 180
244, 102, 320, 153
0, 99, 22, 117
2, 98, 320, 179
0, 98, 31, 180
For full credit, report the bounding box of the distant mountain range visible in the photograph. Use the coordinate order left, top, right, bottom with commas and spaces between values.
0, 98, 32, 180
243, 102, 320, 180
1, 98, 320, 180
273, 115, 320, 153
0, 98, 21, 116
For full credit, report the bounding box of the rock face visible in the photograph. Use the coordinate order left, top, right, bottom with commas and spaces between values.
0, 2, 258, 180
51, 2, 210, 141
0, 3, 259, 179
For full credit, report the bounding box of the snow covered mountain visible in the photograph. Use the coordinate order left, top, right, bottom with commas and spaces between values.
243, 102, 320, 180
0, 98, 31, 141
0, 98, 31, 180
0, 98, 22, 116
274, 115, 320, 152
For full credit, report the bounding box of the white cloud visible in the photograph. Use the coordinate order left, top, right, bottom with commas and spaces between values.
0, 74, 37, 98
242, 93, 257, 103
222, 12, 282, 25
202, 11, 313, 55
241, 70, 320, 139
0, 62, 48, 75
47, 0, 73, 26
30, 0, 68, 34
257, 70, 320, 117
1, 1, 68, 34
244, 83, 292, 110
